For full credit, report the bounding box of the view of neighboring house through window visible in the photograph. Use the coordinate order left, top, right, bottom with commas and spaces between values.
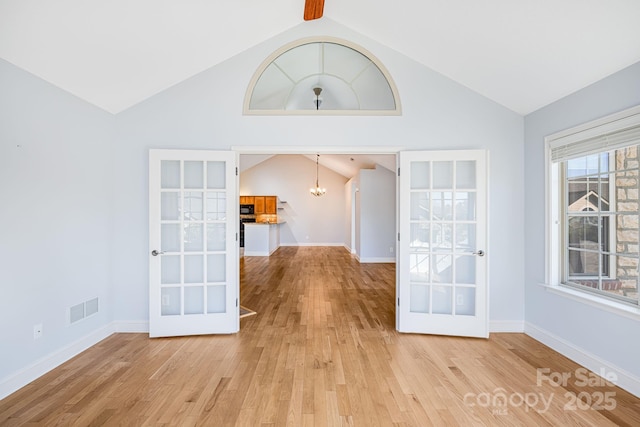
564, 149, 638, 302
548, 107, 640, 306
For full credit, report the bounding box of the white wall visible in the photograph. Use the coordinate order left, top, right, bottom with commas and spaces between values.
0, 59, 114, 388
358, 165, 396, 262
524, 61, 640, 390
240, 154, 347, 245
344, 178, 355, 252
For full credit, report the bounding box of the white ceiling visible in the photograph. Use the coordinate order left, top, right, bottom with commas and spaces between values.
1, 0, 639, 115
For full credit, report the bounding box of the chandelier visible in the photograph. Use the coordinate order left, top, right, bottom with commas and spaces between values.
310, 154, 326, 197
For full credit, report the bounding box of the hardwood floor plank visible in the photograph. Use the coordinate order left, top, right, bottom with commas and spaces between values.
2, 247, 640, 425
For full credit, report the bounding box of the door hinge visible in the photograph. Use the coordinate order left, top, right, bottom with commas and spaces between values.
397, 298, 400, 306
398, 232, 400, 241
235, 167, 238, 176
236, 232, 238, 241
397, 167, 400, 176
236, 298, 238, 307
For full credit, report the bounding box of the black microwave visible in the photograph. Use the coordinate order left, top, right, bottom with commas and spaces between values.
240, 204, 254, 215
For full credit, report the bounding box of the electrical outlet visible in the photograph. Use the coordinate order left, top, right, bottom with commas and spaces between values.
33, 323, 43, 340
389, 246, 394, 253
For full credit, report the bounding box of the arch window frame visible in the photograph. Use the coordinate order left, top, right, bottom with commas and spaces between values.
243, 37, 401, 116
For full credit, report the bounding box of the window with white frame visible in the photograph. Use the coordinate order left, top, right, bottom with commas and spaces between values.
547, 106, 640, 305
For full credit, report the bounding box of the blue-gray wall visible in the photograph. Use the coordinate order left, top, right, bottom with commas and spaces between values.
0, 58, 114, 385
524, 62, 640, 383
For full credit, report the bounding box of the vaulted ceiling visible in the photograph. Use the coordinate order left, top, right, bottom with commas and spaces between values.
1, 0, 639, 115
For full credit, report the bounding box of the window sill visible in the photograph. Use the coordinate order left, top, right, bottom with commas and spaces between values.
539, 283, 640, 322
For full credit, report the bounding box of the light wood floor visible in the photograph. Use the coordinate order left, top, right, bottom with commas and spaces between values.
2, 246, 640, 426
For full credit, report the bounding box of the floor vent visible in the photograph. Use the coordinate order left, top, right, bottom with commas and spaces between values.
70, 297, 99, 324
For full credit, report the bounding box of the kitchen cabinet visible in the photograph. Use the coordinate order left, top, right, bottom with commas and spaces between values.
253, 195, 277, 214
265, 196, 277, 214
254, 196, 265, 214
239, 196, 254, 204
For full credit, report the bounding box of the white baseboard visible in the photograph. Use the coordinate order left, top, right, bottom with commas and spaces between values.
279, 243, 345, 247
489, 320, 525, 333
357, 257, 395, 263
0, 320, 151, 400
113, 320, 149, 333
0, 323, 115, 400
525, 321, 640, 398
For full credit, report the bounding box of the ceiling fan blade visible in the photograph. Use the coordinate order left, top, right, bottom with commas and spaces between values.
304, 0, 324, 21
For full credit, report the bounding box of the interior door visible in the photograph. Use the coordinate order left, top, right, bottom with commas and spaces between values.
149, 149, 238, 338
398, 150, 488, 338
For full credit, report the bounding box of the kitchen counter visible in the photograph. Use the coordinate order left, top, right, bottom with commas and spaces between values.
244, 221, 285, 256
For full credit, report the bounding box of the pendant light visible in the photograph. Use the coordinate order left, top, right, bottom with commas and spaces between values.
313, 87, 322, 110
310, 154, 326, 197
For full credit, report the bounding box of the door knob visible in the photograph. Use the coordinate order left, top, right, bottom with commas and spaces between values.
151, 250, 165, 256
473, 250, 485, 257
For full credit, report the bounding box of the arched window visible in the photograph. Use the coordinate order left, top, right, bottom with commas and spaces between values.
244, 37, 401, 115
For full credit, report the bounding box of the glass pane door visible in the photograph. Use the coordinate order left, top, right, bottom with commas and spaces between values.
399, 150, 488, 338
149, 150, 238, 337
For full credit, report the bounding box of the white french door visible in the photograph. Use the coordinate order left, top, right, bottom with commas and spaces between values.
398, 150, 488, 338
149, 149, 238, 338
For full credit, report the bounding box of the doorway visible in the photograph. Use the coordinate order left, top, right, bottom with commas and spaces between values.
148, 148, 488, 339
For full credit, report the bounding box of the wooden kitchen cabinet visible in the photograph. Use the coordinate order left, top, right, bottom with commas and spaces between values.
254, 196, 265, 214
265, 196, 277, 214
240, 196, 255, 204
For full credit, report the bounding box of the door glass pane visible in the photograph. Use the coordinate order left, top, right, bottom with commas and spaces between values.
411, 161, 430, 189
410, 223, 430, 250
207, 161, 226, 189
207, 192, 226, 221
432, 224, 452, 251
410, 285, 430, 313
161, 192, 180, 220
409, 254, 429, 282
161, 160, 180, 189
161, 255, 180, 284
161, 287, 181, 315
455, 192, 476, 221
207, 224, 226, 251
184, 286, 204, 315
207, 285, 226, 313
432, 192, 453, 220
455, 255, 476, 284
184, 224, 204, 252
161, 224, 180, 252
432, 255, 452, 283
207, 254, 226, 282
456, 160, 476, 189
410, 192, 429, 220
432, 285, 452, 314
184, 255, 204, 283
184, 192, 204, 221
184, 161, 204, 189
433, 161, 453, 189
455, 224, 476, 252
455, 287, 476, 316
